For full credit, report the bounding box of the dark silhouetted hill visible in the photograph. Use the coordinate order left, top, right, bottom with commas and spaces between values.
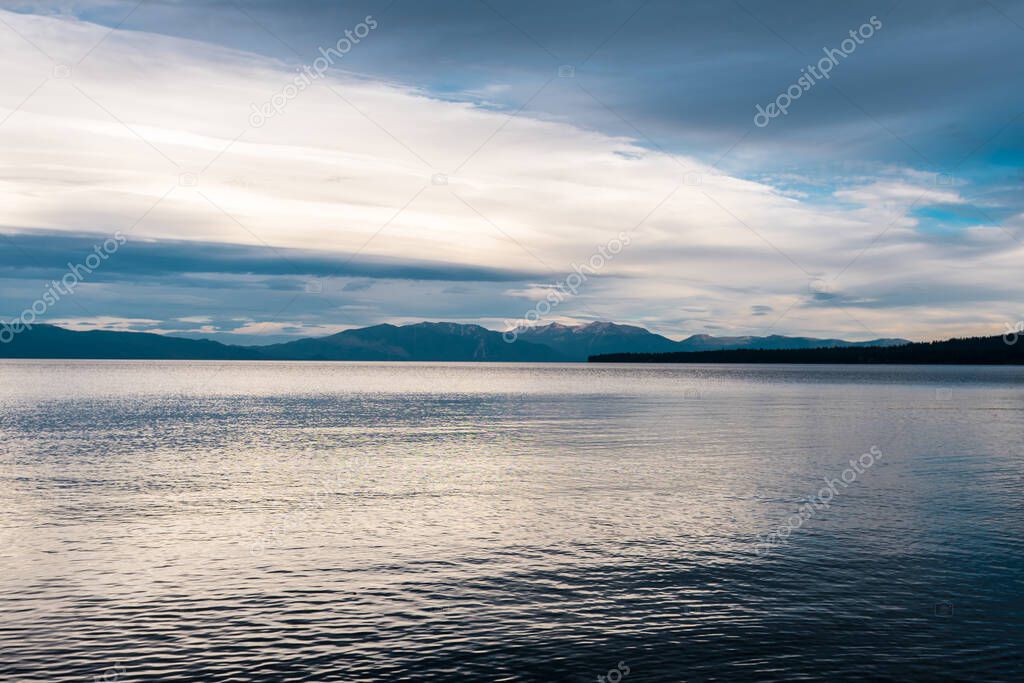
589, 335, 1024, 364
0, 324, 260, 360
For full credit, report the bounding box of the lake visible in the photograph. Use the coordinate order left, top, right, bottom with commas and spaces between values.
1, 361, 1022, 681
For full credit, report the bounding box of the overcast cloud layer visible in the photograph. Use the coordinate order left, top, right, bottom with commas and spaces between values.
1, 0, 1022, 343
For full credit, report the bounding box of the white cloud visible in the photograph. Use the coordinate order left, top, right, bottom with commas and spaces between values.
229, 321, 350, 337
47, 316, 162, 330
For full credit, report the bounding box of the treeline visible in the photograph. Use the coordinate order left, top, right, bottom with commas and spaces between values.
589, 334, 1024, 364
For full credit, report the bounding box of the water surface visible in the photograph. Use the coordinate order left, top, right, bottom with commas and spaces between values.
1, 361, 1022, 681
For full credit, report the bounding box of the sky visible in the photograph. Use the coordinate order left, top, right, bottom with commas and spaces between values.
0, 0, 1022, 344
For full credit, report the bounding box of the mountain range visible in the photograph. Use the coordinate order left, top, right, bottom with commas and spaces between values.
0, 321, 907, 361
513, 322, 906, 359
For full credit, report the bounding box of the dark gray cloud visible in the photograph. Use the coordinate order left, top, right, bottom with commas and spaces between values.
0, 229, 541, 283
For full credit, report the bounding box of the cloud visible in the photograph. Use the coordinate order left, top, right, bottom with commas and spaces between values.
0, 5, 1021, 343
0, 230, 541, 282
46, 316, 163, 331
13, 1, 1021, 165
228, 320, 348, 337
